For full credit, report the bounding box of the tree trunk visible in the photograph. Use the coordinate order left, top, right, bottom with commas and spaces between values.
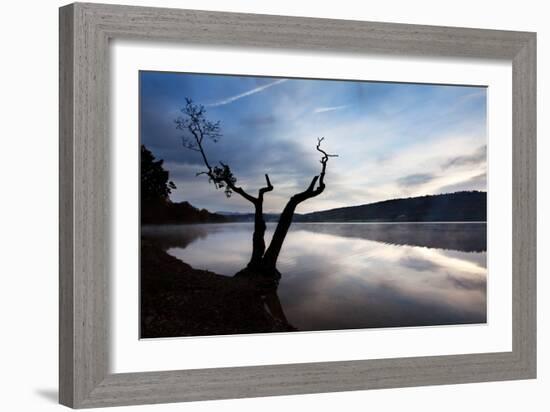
262, 197, 299, 269
233, 174, 273, 277
248, 200, 267, 269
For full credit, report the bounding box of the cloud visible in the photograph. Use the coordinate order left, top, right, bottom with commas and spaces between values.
449, 90, 486, 111
240, 114, 276, 127
206, 79, 288, 107
313, 105, 348, 114
396, 173, 437, 187
437, 172, 487, 194
445, 274, 486, 292
140, 72, 487, 213
399, 256, 441, 272
442, 145, 486, 169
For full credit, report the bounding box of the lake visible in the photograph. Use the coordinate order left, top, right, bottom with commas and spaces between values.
142, 222, 487, 332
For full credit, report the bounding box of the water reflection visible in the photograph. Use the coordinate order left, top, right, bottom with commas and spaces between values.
142, 222, 487, 331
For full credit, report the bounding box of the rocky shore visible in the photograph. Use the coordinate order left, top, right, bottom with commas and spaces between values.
140, 240, 294, 338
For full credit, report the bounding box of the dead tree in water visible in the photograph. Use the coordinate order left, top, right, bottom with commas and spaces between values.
176, 98, 337, 279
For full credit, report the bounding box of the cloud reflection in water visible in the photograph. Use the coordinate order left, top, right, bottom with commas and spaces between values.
143, 222, 487, 331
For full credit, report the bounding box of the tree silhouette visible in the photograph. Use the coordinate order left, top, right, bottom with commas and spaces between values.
175, 98, 337, 281
141, 144, 176, 204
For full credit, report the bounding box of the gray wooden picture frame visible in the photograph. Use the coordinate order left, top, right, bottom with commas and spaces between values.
59, 2, 536, 409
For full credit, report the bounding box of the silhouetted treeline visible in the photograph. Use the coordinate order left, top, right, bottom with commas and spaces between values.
141, 145, 176, 202
142, 201, 228, 225
297, 191, 486, 222
141, 144, 227, 224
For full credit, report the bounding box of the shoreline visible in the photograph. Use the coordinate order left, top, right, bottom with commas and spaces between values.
140, 240, 294, 338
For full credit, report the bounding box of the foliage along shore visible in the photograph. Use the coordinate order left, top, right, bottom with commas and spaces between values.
141, 200, 228, 225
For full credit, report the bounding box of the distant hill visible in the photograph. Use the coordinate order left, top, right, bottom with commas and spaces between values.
142, 201, 228, 224
216, 211, 289, 222
142, 191, 486, 225
297, 191, 486, 222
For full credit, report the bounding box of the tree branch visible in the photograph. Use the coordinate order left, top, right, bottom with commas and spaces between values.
315, 136, 338, 193
217, 162, 257, 204
288, 138, 337, 203
263, 138, 337, 268
177, 98, 276, 208
226, 181, 257, 204
258, 174, 274, 199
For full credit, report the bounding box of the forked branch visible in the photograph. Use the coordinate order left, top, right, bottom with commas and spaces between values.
263, 138, 337, 267
292, 137, 338, 202
258, 174, 274, 200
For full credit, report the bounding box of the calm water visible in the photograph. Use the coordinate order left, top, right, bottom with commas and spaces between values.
142, 222, 487, 331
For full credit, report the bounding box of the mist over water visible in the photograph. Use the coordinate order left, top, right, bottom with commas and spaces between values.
142, 222, 487, 331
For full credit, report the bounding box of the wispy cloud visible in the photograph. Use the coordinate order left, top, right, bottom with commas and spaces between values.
397, 173, 437, 188
207, 79, 288, 107
313, 105, 348, 114
442, 145, 486, 170
456, 90, 486, 105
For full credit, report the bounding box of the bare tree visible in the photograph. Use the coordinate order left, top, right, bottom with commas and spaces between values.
176, 98, 337, 279
262, 137, 337, 271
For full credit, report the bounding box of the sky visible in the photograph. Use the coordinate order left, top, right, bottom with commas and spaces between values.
140, 71, 487, 214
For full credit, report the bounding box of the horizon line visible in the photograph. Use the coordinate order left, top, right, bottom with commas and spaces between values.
206, 190, 487, 215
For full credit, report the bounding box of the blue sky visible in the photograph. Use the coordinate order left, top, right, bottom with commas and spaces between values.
140, 71, 487, 214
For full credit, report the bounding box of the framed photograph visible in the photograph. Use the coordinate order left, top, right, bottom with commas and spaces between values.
59, 2, 536, 408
